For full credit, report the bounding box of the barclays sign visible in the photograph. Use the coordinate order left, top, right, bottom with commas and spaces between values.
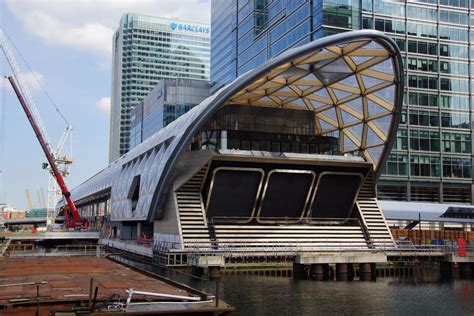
170, 22, 210, 33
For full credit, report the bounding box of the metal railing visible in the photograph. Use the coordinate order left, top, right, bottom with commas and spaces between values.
390, 239, 474, 256
178, 239, 397, 259
6, 243, 105, 257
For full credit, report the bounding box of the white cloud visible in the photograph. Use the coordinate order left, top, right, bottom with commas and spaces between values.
96, 97, 110, 114
0, 71, 45, 92
6, 0, 211, 58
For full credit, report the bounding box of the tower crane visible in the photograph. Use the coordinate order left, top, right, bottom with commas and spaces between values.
25, 189, 33, 210
0, 28, 87, 228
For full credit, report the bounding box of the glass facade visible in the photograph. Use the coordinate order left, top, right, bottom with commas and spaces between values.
129, 79, 210, 149
211, 0, 474, 204
110, 14, 210, 161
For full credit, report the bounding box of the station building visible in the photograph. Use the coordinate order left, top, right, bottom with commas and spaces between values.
59, 31, 403, 253
211, 0, 474, 206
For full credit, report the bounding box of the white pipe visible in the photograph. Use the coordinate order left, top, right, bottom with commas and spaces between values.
125, 289, 202, 305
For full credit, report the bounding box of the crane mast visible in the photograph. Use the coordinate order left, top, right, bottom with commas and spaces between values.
25, 189, 33, 210
0, 28, 86, 228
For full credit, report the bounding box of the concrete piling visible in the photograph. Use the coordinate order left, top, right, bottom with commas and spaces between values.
359, 263, 372, 281
293, 263, 308, 280
336, 263, 348, 281
209, 266, 221, 279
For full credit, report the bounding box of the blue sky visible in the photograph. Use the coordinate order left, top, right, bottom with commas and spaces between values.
0, 0, 210, 210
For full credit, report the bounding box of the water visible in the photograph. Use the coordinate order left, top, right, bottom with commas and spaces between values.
219, 275, 474, 315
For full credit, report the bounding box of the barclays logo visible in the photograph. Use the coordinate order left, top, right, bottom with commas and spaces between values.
169, 22, 209, 33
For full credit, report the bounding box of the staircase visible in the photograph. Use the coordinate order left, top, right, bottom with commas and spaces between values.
175, 165, 211, 249
356, 173, 395, 249
211, 224, 368, 252
174, 166, 393, 253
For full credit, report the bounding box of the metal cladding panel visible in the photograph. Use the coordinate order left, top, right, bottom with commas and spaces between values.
58, 30, 403, 222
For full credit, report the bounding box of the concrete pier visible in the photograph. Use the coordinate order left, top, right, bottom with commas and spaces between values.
359, 263, 372, 281
209, 266, 222, 279
293, 263, 308, 280
310, 264, 327, 281
336, 263, 349, 281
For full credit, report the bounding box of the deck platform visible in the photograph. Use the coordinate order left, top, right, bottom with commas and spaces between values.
2, 231, 100, 241
0, 256, 234, 315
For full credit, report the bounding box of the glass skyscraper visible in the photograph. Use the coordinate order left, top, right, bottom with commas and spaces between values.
211, 0, 473, 204
129, 79, 210, 149
110, 13, 210, 162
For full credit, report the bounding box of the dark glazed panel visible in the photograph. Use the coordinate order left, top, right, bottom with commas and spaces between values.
206, 168, 263, 222
309, 173, 363, 219
258, 171, 315, 221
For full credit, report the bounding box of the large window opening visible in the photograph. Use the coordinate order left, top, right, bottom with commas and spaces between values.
128, 175, 141, 214
191, 105, 339, 155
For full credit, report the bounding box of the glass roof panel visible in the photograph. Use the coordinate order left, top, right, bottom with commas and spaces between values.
275, 66, 308, 80
367, 99, 390, 116
314, 87, 330, 99
361, 75, 385, 89
319, 118, 335, 131
343, 134, 358, 151
278, 85, 296, 94
316, 58, 353, 85
370, 59, 393, 74
347, 123, 364, 142
258, 96, 275, 103
341, 109, 360, 125
320, 107, 338, 122
309, 99, 330, 110
344, 97, 364, 115
289, 97, 308, 109
366, 126, 384, 146
297, 73, 320, 85
350, 56, 373, 65
332, 88, 353, 100
372, 115, 392, 135
312, 57, 338, 69
338, 75, 359, 88
372, 85, 395, 104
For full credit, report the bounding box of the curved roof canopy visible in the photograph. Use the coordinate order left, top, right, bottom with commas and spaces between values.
227, 38, 401, 167
62, 30, 403, 222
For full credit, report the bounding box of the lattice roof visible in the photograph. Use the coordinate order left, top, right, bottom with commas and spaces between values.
227, 39, 401, 170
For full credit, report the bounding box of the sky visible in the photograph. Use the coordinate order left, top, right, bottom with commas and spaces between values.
0, 0, 211, 210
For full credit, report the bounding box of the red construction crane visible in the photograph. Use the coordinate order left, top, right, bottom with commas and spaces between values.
7, 77, 87, 228
0, 28, 88, 228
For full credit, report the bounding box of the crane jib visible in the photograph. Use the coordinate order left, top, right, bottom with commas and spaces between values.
6, 76, 84, 227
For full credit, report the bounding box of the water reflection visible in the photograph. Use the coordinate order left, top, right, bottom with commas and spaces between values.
220, 275, 474, 315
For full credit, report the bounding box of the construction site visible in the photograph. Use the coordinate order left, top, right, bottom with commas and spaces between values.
0, 26, 236, 315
